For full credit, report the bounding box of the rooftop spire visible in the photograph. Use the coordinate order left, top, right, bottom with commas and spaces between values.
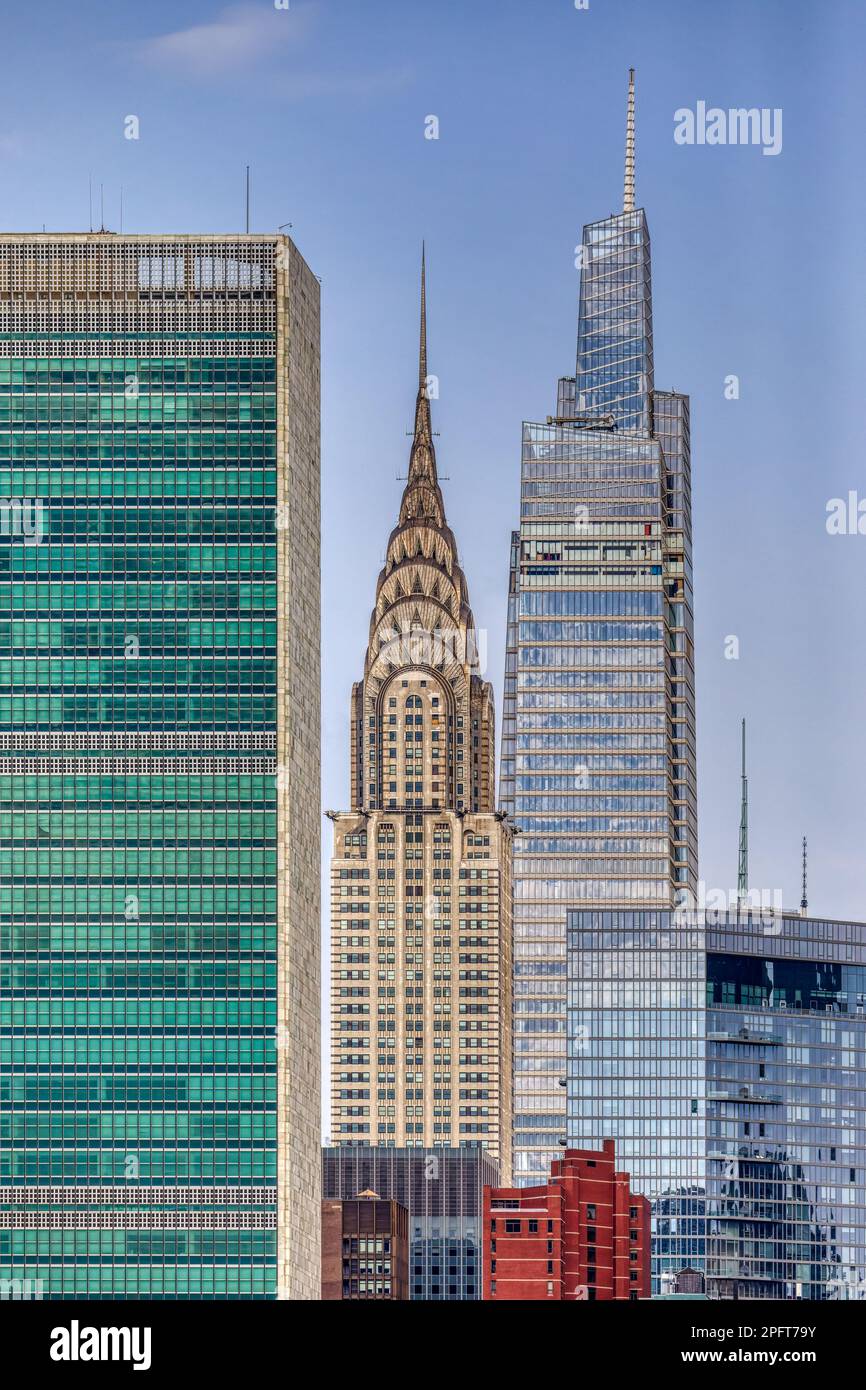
419, 240, 427, 391
623, 67, 635, 213
399, 245, 443, 525
409, 242, 433, 458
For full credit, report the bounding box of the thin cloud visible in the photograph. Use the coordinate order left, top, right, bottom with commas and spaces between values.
132, 2, 315, 78
124, 2, 412, 99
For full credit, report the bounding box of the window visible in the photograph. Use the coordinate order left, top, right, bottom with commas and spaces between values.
528, 1219, 538, 1233
586, 1205, 596, 1221
505, 1219, 521, 1234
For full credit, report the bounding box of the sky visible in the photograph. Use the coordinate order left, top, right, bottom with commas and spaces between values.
2, 0, 865, 1033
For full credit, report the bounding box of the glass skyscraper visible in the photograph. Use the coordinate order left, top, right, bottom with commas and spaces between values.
501, 72, 697, 1181
0, 233, 321, 1299
322, 1144, 498, 1301
567, 907, 866, 1298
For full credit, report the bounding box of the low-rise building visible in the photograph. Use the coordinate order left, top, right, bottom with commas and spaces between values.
482, 1141, 650, 1300
321, 1193, 409, 1300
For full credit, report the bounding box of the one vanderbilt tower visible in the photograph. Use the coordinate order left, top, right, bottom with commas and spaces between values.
329, 254, 513, 1177
501, 72, 698, 1183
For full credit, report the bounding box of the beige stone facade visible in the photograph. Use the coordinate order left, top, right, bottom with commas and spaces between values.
275, 236, 322, 1299
329, 254, 513, 1179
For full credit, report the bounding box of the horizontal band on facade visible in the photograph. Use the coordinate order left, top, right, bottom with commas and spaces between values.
0, 1213, 276, 1229
0, 342, 277, 359
0, 1186, 276, 1204
0, 758, 276, 773
0, 733, 276, 751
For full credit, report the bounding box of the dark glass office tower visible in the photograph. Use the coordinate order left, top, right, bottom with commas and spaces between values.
322, 1145, 499, 1300
567, 907, 866, 1298
0, 234, 321, 1298
501, 72, 697, 1181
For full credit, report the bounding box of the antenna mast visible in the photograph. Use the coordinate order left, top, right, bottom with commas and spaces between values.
737, 718, 748, 910
800, 836, 808, 916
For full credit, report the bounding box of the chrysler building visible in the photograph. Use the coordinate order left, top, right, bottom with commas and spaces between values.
328, 252, 513, 1175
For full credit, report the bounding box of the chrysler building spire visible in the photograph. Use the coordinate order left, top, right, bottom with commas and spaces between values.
419, 240, 428, 392
401, 245, 443, 525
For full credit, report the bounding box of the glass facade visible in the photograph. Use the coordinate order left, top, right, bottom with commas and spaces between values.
705, 913, 866, 1300
502, 195, 697, 1181
0, 236, 321, 1299
567, 908, 707, 1293
567, 908, 866, 1299
574, 212, 654, 433
321, 1145, 499, 1301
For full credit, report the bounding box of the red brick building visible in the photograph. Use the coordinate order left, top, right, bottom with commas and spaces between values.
482, 1141, 651, 1300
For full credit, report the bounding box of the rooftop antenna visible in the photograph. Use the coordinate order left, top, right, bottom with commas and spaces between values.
419, 240, 427, 391
800, 836, 808, 916
245, 165, 250, 234
737, 718, 748, 911
119, 186, 123, 235
88, 175, 93, 233
100, 183, 104, 232
623, 67, 636, 213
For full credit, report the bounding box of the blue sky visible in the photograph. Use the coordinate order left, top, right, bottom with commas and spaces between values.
2, 0, 865, 935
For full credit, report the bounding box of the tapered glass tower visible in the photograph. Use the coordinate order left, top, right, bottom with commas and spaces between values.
0, 233, 321, 1299
501, 72, 698, 1182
